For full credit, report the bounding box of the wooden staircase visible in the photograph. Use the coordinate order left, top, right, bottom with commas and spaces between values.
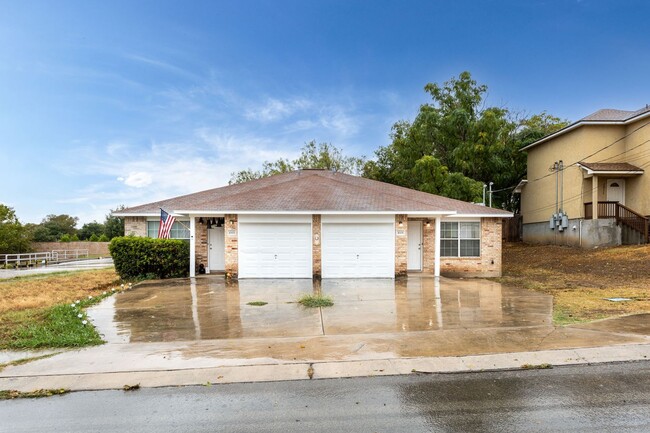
584, 201, 649, 243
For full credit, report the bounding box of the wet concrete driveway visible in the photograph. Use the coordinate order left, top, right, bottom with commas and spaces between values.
88, 276, 553, 344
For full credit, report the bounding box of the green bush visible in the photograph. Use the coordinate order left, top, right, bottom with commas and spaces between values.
89, 233, 99, 242
108, 237, 190, 279
98, 234, 109, 242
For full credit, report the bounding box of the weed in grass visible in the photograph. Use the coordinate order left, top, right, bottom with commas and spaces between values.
0, 389, 69, 400
247, 301, 268, 306
521, 363, 553, 370
123, 384, 140, 391
0, 353, 59, 372
297, 293, 334, 308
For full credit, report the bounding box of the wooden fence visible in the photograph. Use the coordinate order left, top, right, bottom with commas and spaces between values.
502, 214, 523, 242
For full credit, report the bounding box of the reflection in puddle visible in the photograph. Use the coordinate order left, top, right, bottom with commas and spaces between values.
87, 277, 553, 343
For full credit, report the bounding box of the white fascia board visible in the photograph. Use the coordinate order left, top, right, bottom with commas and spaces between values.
576, 164, 644, 177
111, 212, 159, 217
513, 179, 528, 193
520, 111, 650, 152
453, 213, 513, 218
174, 210, 458, 216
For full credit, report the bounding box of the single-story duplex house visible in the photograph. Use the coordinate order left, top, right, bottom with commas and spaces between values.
114, 169, 511, 279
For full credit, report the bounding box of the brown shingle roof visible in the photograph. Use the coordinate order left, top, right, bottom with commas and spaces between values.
578, 162, 644, 173
521, 105, 650, 151
581, 107, 650, 122
115, 170, 510, 216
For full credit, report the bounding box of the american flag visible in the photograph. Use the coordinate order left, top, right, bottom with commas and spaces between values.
158, 208, 176, 239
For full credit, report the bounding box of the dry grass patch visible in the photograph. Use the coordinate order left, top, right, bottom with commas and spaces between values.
0, 269, 123, 349
0, 268, 119, 314
499, 243, 650, 324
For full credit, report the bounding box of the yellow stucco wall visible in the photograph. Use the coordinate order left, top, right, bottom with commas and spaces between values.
624, 118, 650, 216
520, 122, 645, 224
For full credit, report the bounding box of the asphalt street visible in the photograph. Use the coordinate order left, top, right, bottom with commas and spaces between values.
2, 361, 649, 433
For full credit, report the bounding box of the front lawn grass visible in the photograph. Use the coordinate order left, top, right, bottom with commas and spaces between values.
0, 269, 125, 349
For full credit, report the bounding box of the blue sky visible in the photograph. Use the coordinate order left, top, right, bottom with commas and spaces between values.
1, 0, 649, 225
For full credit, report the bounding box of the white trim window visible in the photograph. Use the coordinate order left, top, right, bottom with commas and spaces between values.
441, 221, 480, 257
146, 220, 190, 239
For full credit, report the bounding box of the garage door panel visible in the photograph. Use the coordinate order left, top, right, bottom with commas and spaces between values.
322, 223, 395, 278
239, 223, 311, 278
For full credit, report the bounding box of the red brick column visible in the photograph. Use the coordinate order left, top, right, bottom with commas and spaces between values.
312, 214, 321, 279
224, 214, 238, 279
395, 214, 408, 277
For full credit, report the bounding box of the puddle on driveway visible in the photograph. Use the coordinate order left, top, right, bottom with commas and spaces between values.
87, 276, 553, 344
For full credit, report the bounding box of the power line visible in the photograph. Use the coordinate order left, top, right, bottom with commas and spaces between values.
522, 119, 650, 186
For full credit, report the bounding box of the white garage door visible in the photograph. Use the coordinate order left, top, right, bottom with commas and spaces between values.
238, 216, 312, 278
322, 216, 395, 278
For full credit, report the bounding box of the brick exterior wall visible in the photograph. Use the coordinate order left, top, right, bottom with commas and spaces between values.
125, 213, 502, 279
195, 219, 208, 272
124, 216, 147, 237
395, 214, 408, 277
224, 214, 238, 278
312, 214, 322, 279
440, 217, 503, 278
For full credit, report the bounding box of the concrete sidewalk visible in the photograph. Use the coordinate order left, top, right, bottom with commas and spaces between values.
2, 318, 649, 392
1, 343, 649, 392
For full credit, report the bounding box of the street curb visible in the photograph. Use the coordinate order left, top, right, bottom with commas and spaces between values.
1, 343, 649, 392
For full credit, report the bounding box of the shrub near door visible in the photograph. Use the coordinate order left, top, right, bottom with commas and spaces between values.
109, 237, 190, 279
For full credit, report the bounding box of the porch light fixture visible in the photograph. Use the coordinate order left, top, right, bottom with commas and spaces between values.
198, 217, 204, 224
398, 220, 404, 228
425, 220, 431, 227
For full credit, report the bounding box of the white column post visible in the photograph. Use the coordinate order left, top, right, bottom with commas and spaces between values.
189, 216, 196, 278
434, 216, 441, 277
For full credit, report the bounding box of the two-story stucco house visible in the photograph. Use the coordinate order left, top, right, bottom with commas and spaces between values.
114, 170, 510, 279
518, 106, 650, 247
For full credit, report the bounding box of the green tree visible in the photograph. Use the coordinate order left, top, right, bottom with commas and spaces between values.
364, 72, 567, 209
230, 141, 365, 184
78, 222, 105, 241
0, 204, 32, 254
104, 206, 125, 240
89, 233, 100, 242
32, 214, 79, 242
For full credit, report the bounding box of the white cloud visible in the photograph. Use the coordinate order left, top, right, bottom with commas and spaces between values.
283, 105, 360, 137
245, 97, 313, 122
55, 80, 373, 224
120, 171, 153, 188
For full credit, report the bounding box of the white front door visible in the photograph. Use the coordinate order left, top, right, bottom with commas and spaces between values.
208, 227, 225, 272
321, 218, 395, 278
407, 221, 422, 271
607, 179, 625, 204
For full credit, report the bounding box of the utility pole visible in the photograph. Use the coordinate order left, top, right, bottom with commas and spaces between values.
488, 182, 494, 208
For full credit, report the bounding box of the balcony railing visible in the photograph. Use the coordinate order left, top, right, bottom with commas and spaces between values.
584, 201, 649, 241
